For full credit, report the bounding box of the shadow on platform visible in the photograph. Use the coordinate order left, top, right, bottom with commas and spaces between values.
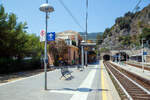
48, 88, 109, 93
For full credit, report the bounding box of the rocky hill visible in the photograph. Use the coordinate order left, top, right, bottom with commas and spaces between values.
101, 4, 150, 50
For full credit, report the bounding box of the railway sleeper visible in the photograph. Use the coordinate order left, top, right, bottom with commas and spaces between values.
128, 92, 147, 94
131, 94, 150, 97
132, 96, 150, 99
128, 90, 146, 92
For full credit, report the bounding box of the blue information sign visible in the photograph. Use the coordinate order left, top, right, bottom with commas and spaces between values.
143, 52, 147, 55
47, 32, 55, 41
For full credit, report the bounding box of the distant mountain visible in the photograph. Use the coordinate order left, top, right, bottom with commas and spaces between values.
79, 32, 103, 40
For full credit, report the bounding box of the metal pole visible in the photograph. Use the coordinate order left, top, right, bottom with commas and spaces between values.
142, 39, 144, 72
85, 0, 88, 66
44, 12, 48, 90
85, 0, 88, 41
125, 47, 127, 66
119, 50, 121, 64
81, 46, 84, 68
85, 51, 87, 66
44, 0, 48, 90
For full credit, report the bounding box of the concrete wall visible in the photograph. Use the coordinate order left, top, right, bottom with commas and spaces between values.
146, 55, 150, 62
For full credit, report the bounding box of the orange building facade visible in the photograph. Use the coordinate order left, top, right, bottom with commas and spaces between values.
48, 30, 82, 66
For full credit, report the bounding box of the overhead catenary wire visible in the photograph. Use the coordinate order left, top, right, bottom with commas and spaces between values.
132, 0, 142, 12
58, 0, 85, 31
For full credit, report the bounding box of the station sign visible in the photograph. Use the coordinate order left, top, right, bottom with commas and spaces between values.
47, 32, 55, 41
143, 52, 147, 55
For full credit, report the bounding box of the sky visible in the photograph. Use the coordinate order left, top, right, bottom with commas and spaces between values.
1, 0, 150, 35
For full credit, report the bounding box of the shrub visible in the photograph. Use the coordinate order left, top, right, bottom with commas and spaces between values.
0, 58, 41, 74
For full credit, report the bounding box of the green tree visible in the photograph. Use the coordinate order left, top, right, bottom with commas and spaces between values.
139, 27, 150, 40
0, 5, 42, 60
56, 40, 68, 59
24, 34, 43, 59
96, 33, 102, 45
100, 48, 110, 53
103, 28, 111, 39
48, 40, 68, 66
130, 34, 140, 48
121, 35, 131, 46
0, 5, 44, 73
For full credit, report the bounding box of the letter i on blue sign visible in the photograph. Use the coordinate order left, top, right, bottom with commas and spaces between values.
47, 32, 55, 41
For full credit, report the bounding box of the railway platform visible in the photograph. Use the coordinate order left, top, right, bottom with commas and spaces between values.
100, 60, 121, 100
128, 61, 150, 68
111, 61, 150, 81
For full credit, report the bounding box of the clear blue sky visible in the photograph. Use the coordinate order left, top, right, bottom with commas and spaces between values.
1, 0, 150, 35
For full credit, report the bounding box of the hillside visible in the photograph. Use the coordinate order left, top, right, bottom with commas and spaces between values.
101, 4, 150, 50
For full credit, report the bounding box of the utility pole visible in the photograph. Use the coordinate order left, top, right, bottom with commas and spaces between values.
81, 46, 84, 68
119, 50, 120, 64
85, 0, 88, 67
125, 46, 127, 66
85, 0, 88, 42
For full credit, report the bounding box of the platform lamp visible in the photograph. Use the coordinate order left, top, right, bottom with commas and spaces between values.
141, 38, 146, 72
39, 1, 54, 90
81, 40, 85, 68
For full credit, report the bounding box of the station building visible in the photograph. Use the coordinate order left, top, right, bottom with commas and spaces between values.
48, 30, 82, 65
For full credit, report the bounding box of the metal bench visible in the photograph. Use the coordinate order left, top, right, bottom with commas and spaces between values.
60, 67, 72, 79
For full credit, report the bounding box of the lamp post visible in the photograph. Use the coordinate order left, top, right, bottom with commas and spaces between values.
125, 45, 127, 66
142, 38, 145, 72
81, 40, 85, 68
118, 45, 121, 64
39, 1, 54, 90
125, 50, 127, 66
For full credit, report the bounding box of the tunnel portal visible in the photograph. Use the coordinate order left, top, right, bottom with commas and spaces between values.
103, 55, 110, 61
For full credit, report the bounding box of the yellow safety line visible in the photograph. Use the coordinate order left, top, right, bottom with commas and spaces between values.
101, 60, 107, 100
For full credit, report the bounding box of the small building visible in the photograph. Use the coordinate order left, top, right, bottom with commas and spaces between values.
48, 30, 82, 65
57, 30, 82, 65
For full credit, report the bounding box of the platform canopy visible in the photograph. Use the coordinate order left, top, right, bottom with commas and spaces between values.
80, 42, 96, 46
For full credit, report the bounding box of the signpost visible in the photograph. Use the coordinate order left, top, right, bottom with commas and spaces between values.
40, 31, 55, 90
40, 30, 45, 42
47, 32, 55, 41
143, 52, 147, 55
40, 31, 55, 42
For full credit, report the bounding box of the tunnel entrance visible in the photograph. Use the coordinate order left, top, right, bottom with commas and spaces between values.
103, 55, 110, 61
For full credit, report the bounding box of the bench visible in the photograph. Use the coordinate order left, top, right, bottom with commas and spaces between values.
60, 67, 72, 79
77, 65, 83, 71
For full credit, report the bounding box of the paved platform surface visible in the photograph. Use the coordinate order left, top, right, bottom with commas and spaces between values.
0, 61, 120, 100
0, 62, 102, 100
101, 61, 121, 100
111, 61, 150, 80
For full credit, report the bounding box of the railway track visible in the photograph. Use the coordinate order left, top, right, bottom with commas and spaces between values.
103, 61, 150, 100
